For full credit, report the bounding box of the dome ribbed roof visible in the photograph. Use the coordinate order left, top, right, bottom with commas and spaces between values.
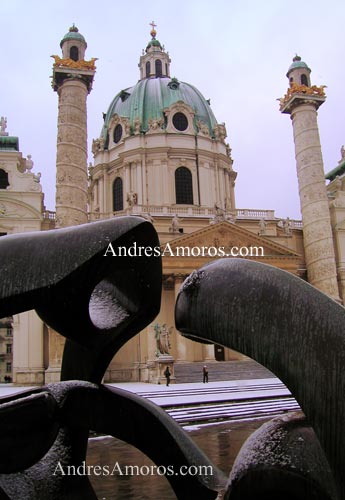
60, 25, 86, 48
101, 77, 218, 139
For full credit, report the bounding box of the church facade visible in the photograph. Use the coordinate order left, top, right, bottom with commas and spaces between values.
2, 24, 344, 384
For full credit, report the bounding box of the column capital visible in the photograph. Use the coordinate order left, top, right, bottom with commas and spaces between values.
51, 58, 96, 93
279, 85, 326, 115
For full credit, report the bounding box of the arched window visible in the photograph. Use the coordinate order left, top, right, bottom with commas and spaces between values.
70, 46, 79, 61
301, 74, 308, 86
113, 177, 123, 212
155, 59, 162, 77
146, 61, 151, 78
175, 167, 193, 205
113, 124, 123, 144
0, 169, 9, 189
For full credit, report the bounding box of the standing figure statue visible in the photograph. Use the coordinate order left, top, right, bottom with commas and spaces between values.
0, 117, 7, 135
341, 145, 345, 160
259, 218, 267, 235
283, 217, 292, 236
154, 323, 172, 356
170, 214, 181, 233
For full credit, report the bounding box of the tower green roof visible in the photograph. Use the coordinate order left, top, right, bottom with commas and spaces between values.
146, 38, 163, 50
287, 55, 310, 76
60, 24, 86, 48
101, 77, 218, 140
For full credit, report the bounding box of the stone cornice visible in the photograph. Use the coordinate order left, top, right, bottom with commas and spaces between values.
162, 220, 301, 257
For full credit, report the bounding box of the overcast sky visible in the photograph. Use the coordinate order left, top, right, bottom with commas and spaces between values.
1, 0, 344, 219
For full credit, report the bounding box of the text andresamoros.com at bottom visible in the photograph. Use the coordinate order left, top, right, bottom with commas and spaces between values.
53, 461, 214, 477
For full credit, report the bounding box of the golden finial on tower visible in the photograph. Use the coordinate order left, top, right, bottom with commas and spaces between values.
149, 20, 157, 39
69, 23, 79, 33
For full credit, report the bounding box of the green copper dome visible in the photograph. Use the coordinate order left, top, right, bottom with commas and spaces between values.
146, 38, 162, 50
60, 24, 86, 48
287, 55, 310, 76
101, 77, 218, 140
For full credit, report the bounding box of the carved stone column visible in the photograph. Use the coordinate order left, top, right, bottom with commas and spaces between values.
281, 94, 340, 301
47, 29, 96, 382
55, 79, 89, 227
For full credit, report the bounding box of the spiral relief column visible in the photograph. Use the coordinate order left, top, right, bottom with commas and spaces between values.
55, 79, 89, 226
280, 56, 340, 301
46, 25, 96, 381
52, 24, 96, 227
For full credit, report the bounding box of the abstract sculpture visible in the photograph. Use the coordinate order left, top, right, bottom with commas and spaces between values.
175, 258, 344, 499
0, 217, 225, 499
1, 223, 344, 499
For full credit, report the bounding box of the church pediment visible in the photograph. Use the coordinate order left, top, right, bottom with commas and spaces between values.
0, 198, 41, 220
162, 221, 300, 259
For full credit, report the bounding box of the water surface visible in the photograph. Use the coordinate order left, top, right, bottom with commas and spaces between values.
87, 418, 270, 499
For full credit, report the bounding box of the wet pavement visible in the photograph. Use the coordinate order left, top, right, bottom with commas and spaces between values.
86, 418, 272, 500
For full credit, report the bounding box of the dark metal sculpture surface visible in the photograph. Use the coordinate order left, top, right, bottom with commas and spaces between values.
0, 218, 226, 499
175, 258, 345, 499
225, 412, 337, 500
1, 222, 343, 499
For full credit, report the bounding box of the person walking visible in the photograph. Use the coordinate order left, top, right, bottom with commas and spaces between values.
203, 365, 208, 383
164, 366, 171, 386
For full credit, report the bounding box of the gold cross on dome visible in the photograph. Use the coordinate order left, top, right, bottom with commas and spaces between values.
150, 21, 157, 30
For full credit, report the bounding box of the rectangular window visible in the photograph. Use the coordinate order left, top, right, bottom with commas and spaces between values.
6, 362, 12, 373
6, 344, 12, 354
6, 328, 12, 337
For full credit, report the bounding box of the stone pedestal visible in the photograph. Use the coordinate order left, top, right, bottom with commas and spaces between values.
204, 344, 216, 361
148, 355, 175, 385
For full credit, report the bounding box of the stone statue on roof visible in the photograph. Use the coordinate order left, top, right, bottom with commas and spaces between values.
0, 117, 7, 136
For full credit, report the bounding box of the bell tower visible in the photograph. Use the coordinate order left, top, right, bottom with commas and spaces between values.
280, 56, 340, 301
52, 24, 96, 228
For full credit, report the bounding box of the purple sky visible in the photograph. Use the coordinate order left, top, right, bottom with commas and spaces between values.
2, 0, 344, 219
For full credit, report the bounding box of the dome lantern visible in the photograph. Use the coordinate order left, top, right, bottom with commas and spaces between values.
138, 21, 171, 80
286, 55, 311, 87
60, 24, 87, 62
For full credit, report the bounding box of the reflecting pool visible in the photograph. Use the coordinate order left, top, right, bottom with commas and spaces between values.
87, 418, 270, 499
